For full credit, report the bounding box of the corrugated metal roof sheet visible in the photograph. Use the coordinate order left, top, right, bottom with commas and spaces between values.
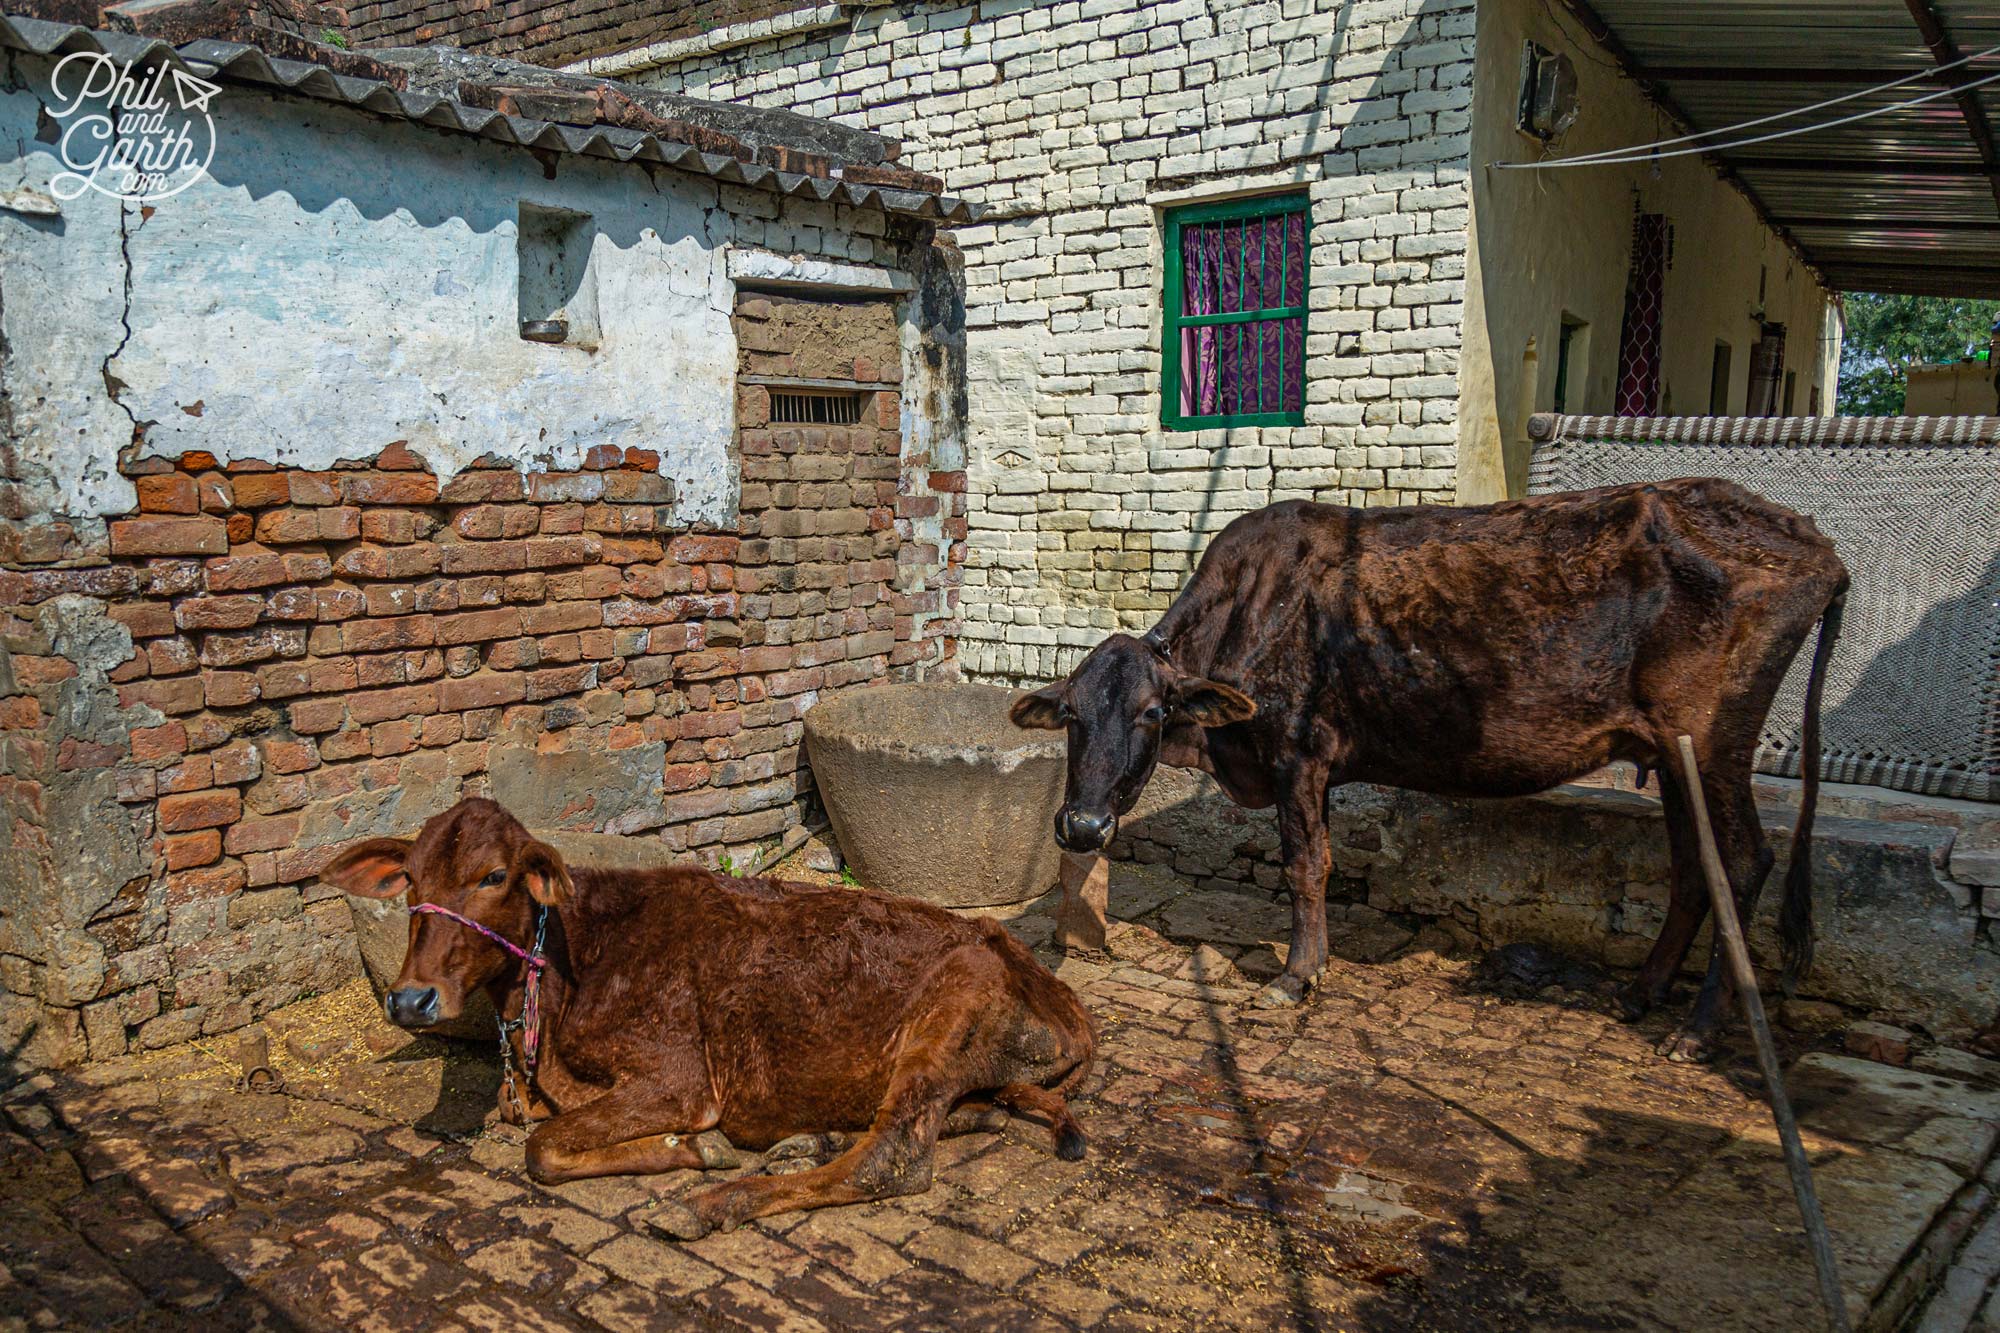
1580, 0, 2000, 296
0, 13, 982, 224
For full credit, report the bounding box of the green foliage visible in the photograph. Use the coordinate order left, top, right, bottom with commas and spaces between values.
838, 865, 861, 888
1837, 293, 2000, 415
320, 27, 349, 48
1836, 364, 1907, 418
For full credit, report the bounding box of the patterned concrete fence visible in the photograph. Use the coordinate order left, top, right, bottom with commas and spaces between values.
1528, 412, 2000, 802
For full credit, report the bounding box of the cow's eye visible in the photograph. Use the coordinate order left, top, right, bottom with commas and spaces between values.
1141, 705, 1167, 724
1057, 703, 1074, 723
477, 869, 507, 890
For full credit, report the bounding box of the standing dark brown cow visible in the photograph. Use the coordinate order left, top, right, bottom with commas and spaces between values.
324, 797, 1095, 1238
1012, 480, 1846, 1058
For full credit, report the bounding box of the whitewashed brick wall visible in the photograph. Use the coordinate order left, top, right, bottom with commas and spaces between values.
628, 0, 1477, 684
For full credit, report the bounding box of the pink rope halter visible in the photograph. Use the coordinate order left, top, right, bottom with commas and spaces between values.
410, 901, 549, 1105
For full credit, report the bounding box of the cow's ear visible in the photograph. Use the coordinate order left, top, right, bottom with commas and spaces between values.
322, 837, 413, 899
1171, 677, 1257, 728
510, 840, 574, 907
1009, 683, 1066, 731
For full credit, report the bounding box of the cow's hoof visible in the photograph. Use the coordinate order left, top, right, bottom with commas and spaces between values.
944, 1105, 1011, 1137
1658, 1028, 1717, 1064
1055, 1123, 1088, 1162
1253, 974, 1309, 1009
693, 1130, 742, 1170
767, 1157, 817, 1176
765, 1133, 828, 1162
1614, 984, 1654, 1024
646, 1201, 712, 1242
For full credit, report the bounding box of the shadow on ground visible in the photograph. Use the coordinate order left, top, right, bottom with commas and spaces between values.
3, 860, 1994, 1331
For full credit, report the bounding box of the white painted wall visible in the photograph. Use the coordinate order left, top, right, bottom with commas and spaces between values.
623, 0, 1480, 685
0, 78, 138, 520
0, 55, 908, 526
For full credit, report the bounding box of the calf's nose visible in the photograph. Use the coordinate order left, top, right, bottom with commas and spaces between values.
1055, 808, 1116, 853
385, 986, 441, 1028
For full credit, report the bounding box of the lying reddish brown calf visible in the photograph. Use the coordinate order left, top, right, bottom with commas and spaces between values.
325, 797, 1096, 1239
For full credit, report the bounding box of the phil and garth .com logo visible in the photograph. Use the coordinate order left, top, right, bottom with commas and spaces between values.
47, 51, 220, 203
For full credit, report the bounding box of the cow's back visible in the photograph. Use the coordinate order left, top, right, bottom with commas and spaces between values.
1329, 478, 1833, 649
1169, 480, 1840, 795
558, 868, 1027, 1143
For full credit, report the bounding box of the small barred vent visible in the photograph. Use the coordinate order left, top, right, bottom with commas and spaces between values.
770, 390, 867, 425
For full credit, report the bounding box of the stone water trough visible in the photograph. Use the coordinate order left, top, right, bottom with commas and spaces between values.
805, 681, 1067, 908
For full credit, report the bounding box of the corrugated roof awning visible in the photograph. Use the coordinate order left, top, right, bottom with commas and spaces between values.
1558, 0, 2000, 297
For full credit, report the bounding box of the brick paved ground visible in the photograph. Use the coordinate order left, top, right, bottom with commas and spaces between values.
5, 861, 1998, 1332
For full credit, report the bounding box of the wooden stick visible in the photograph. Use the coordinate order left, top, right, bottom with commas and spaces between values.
1675, 735, 1850, 1333
1057, 851, 1109, 954
236, 1026, 285, 1094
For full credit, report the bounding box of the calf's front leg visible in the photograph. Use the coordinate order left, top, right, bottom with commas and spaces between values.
525, 1081, 733, 1185
1254, 770, 1333, 1009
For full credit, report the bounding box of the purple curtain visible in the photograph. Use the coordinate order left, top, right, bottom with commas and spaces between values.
1179, 211, 1306, 418
1614, 214, 1668, 417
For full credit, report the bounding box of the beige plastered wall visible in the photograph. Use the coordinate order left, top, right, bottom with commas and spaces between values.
1455, 0, 1842, 504
1905, 361, 2000, 415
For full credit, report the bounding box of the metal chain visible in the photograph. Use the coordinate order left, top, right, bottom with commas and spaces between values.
495, 1013, 527, 1123
492, 903, 550, 1124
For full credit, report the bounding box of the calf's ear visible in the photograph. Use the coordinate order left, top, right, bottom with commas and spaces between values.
1009, 683, 1066, 730
1171, 677, 1257, 727
322, 837, 414, 899
510, 840, 574, 907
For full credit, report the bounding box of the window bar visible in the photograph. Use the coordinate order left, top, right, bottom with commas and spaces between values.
1232, 215, 1248, 410
1190, 227, 1199, 408
1208, 223, 1224, 412
1224, 223, 1240, 320
1189, 227, 1201, 411
1278, 215, 1288, 413
1290, 213, 1303, 408
1255, 217, 1268, 413
1290, 213, 1301, 409
1234, 220, 1246, 415
1184, 227, 1200, 404
1214, 224, 1224, 414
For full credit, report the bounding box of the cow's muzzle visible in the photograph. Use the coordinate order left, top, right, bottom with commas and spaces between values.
385, 986, 441, 1028
1054, 808, 1116, 854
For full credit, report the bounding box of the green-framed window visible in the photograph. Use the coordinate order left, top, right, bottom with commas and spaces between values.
1160, 192, 1311, 431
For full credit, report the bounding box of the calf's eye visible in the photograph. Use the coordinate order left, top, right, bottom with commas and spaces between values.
1141, 705, 1166, 723
478, 869, 507, 889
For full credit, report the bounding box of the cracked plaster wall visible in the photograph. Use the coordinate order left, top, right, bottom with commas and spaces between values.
0, 597, 161, 1066
1, 49, 751, 525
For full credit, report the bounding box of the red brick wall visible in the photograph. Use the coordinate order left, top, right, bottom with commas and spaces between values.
733, 292, 963, 686
0, 292, 961, 1066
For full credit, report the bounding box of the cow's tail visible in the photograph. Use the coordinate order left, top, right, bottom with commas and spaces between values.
1780, 587, 1845, 996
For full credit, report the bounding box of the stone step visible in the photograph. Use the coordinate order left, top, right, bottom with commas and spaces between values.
1117, 766, 2000, 1040
1911, 1198, 2000, 1332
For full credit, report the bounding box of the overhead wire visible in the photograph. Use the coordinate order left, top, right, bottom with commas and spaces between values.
1496, 42, 2000, 171
1513, 40, 2000, 167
